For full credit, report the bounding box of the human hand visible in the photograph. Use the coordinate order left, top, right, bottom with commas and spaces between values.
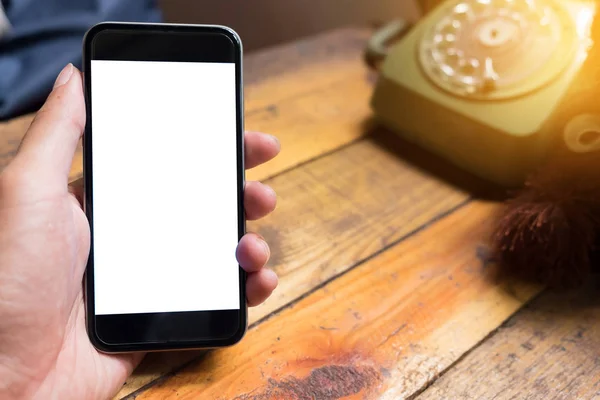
0, 64, 280, 400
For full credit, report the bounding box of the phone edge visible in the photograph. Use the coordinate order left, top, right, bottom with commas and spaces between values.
82, 21, 248, 354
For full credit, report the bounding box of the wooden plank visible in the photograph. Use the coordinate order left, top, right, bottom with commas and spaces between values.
243, 28, 372, 109
116, 131, 474, 398
0, 28, 373, 183
130, 201, 542, 400
0, 28, 380, 398
244, 76, 373, 182
248, 134, 475, 327
243, 27, 375, 182
416, 285, 600, 400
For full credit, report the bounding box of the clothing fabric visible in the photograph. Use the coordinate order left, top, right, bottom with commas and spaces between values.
0, 2, 11, 40
0, 0, 162, 120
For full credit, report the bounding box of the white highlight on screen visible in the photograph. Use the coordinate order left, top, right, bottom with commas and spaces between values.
91, 60, 240, 315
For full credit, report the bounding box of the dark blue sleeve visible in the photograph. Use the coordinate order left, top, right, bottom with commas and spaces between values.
0, 0, 162, 120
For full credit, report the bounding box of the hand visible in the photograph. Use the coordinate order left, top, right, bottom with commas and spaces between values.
0, 64, 280, 400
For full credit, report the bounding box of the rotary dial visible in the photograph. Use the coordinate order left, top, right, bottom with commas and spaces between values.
418, 0, 579, 99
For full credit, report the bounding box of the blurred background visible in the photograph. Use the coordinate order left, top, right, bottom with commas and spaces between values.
0, 0, 423, 121
159, 0, 421, 51
3, 0, 597, 188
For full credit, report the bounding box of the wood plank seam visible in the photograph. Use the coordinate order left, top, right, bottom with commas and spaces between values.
248, 131, 363, 183
115, 133, 475, 397
122, 198, 473, 398
244, 74, 372, 118
249, 198, 473, 328
413, 284, 600, 400
404, 292, 546, 400
121, 354, 208, 400
129, 201, 542, 400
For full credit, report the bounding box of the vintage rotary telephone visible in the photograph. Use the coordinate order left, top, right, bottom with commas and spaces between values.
369, 0, 600, 186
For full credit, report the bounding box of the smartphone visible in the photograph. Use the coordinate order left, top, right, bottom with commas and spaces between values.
82, 22, 246, 353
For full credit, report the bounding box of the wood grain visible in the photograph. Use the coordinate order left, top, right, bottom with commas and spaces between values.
0, 28, 373, 184
116, 131, 473, 398
244, 76, 374, 182
417, 283, 600, 400
243, 27, 375, 181
243, 28, 372, 106
247, 134, 474, 326
0, 27, 543, 399
131, 201, 541, 400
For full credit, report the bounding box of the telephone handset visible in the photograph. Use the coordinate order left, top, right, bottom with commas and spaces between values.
370, 0, 599, 187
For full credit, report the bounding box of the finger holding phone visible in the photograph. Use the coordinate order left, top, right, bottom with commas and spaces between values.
0, 23, 279, 400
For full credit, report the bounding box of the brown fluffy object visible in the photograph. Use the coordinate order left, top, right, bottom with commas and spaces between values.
492, 146, 600, 288
492, 9, 600, 288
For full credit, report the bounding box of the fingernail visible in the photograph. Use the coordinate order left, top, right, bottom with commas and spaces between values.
262, 182, 277, 198
268, 134, 281, 149
257, 236, 270, 258
253, 232, 265, 241
54, 64, 74, 89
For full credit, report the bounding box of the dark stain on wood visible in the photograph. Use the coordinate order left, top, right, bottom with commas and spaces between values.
475, 245, 495, 270
533, 330, 548, 340
266, 104, 279, 116
319, 326, 339, 331
379, 367, 391, 378
520, 341, 534, 351
234, 364, 382, 400
331, 212, 364, 234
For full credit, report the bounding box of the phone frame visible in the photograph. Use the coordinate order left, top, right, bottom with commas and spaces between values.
82, 22, 247, 353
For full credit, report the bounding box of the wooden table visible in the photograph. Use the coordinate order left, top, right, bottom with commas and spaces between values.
2, 28, 599, 400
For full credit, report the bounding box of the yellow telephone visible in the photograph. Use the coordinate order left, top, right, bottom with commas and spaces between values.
370, 0, 599, 187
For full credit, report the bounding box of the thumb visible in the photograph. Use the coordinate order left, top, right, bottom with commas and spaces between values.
15, 64, 85, 184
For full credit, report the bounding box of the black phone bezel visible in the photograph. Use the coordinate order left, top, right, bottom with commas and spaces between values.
82, 22, 247, 353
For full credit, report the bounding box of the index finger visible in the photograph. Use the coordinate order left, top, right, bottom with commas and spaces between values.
245, 131, 280, 170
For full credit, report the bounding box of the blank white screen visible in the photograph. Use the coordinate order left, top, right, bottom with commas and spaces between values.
91, 60, 240, 315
